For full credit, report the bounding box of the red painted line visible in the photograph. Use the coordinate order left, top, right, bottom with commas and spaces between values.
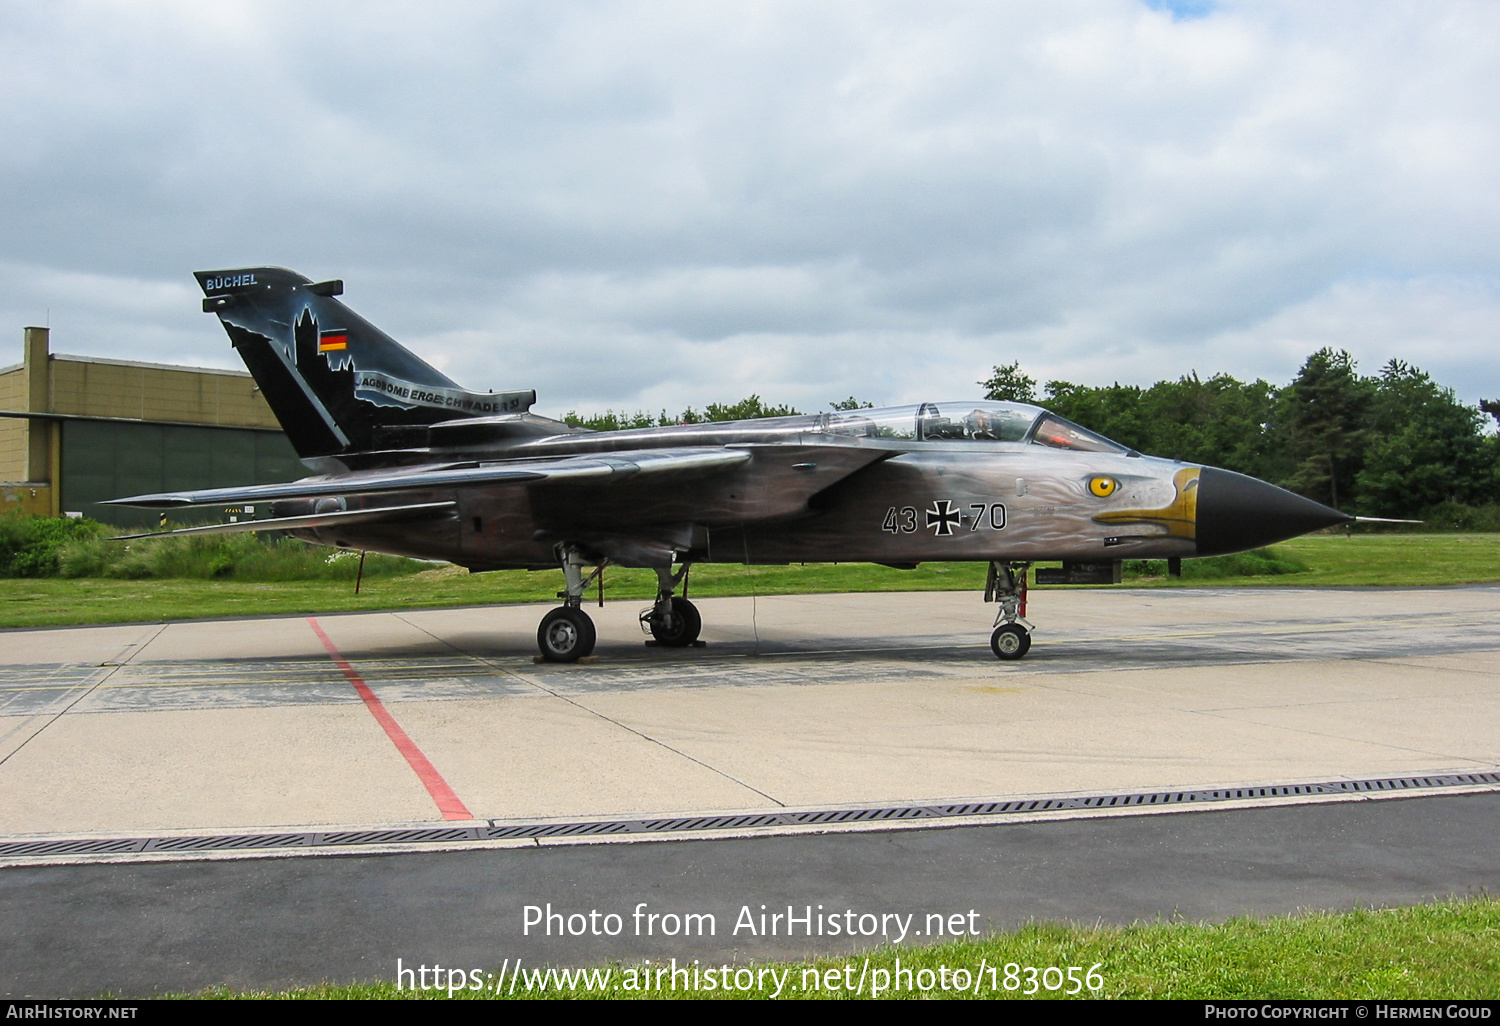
308, 617, 473, 821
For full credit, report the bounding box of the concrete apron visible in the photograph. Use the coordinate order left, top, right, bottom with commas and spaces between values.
1, 586, 1498, 859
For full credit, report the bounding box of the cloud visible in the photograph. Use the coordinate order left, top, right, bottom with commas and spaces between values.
0, 1, 1496, 415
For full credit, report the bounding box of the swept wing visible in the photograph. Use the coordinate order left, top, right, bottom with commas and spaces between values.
112, 500, 459, 540
105, 447, 754, 509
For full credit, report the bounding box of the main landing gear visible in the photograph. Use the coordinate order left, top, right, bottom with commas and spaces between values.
535, 546, 704, 662
536, 544, 604, 663
640, 563, 702, 647
537, 606, 595, 663
986, 561, 1033, 660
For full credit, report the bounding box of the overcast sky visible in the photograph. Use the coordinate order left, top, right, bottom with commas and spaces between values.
0, 1, 1496, 418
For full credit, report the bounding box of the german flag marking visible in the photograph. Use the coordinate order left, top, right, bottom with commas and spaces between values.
319, 331, 348, 352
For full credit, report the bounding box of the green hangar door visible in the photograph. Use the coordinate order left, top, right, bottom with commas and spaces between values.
61, 420, 302, 528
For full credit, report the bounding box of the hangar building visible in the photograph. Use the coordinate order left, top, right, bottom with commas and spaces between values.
0, 327, 301, 527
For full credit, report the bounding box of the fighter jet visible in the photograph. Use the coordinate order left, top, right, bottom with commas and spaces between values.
108, 267, 1353, 662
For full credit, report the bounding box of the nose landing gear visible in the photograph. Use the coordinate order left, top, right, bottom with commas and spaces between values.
986, 561, 1033, 660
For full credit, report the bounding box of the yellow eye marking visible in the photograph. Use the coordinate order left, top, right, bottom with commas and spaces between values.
1089, 476, 1117, 498
1091, 466, 1200, 540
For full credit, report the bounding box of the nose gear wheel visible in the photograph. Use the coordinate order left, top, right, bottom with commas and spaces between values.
990, 622, 1031, 660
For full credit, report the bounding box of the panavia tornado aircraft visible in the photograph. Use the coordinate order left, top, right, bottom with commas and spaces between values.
109, 267, 1353, 662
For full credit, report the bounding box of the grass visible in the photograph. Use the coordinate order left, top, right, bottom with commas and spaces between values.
184, 896, 1500, 999
55, 529, 426, 581
1, 533, 1495, 630
1272, 532, 1500, 587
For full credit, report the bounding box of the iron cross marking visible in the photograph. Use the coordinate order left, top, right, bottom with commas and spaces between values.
926, 499, 961, 537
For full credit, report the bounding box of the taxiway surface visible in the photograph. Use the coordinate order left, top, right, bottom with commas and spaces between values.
2, 586, 1499, 838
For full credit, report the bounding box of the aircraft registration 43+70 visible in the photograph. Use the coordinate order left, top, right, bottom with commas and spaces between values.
108, 267, 1352, 662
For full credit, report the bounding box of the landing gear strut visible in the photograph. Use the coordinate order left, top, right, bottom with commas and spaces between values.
986, 561, 1033, 660
536, 544, 604, 663
640, 562, 702, 647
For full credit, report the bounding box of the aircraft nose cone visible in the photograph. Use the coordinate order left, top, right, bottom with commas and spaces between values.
1195, 466, 1353, 556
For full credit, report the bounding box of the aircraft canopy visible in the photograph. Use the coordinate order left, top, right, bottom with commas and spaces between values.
822, 401, 1129, 453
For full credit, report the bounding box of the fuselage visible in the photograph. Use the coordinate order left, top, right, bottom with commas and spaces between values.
272, 400, 1340, 571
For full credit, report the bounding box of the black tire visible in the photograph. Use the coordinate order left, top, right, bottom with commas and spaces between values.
649, 597, 702, 647
538, 607, 596, 663
990, 623, 1031, 660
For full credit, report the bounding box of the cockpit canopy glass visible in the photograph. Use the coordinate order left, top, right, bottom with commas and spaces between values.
822, 401, 1128, 453
1027, 412, 1129, 454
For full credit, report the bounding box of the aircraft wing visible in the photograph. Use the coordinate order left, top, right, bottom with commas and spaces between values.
111, 501, 459, 540
105, 447, 754, 509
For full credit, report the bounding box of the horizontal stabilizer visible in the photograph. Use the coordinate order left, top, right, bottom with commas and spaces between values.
113, 501, 458, 540
106, 447, 753, 508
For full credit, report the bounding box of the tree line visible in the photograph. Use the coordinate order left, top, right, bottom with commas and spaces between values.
563, 395, 803, 432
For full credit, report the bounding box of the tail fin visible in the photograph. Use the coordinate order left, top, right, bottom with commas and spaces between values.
195, 267, 535, 459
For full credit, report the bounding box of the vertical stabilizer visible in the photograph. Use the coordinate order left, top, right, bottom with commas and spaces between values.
195, 267, 535, 458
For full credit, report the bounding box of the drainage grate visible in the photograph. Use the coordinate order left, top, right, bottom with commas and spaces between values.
4, 771, 1497, 862
319, 828, 477, 846
1, 838, 144, 857
144, 834, 308, 852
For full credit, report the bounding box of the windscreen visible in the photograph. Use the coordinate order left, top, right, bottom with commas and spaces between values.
1028, 412, 1129, 453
